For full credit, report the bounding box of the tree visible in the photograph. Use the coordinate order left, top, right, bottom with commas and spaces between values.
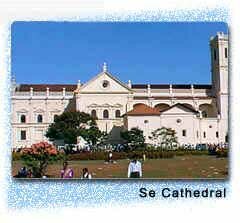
21, 142, 64, 177
46, 111, 106, 146
149, 127, 178, 150
121, 127, 145, 150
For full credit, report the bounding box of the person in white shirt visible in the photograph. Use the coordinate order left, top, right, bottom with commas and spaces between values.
81, 168, 92, 179
128, 155, 142, 178
108, 151, 113, 163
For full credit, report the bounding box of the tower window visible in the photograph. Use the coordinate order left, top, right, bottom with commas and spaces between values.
20, 114, 26, 123
214, 49, 217, 61
103, 110, 109, 119
225, 47, 228, 58
37, 114, 43, 123
20, 130, 26, 140
115, 110, 121, 118
91, 110, 97, 119
216, 131, 219, 138
182, 130, 187, 137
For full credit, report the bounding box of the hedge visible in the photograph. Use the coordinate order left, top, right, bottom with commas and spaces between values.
12, 149, 227, 161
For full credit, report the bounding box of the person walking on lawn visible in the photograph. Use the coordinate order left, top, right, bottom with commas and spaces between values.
60, 161, 74, 178
128, 154, 142, 178
81, 168, 92, 179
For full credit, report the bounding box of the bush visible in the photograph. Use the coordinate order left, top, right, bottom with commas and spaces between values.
65, 150, 175, 161
216, 149, 228, 158
175, 150, 209, 156
12, 152, 22, 161
20, 142, 64, 177
12, 147, 227, 162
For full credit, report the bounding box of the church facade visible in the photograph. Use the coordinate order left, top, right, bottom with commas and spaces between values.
11, 32, 228, 148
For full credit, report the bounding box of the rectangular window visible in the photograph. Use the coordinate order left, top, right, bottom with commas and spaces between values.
216, 131, 219, 138
20, 130, 26, 140
196, 131, 199, 138
182, 130, 186, 137
225, 47, 228, 58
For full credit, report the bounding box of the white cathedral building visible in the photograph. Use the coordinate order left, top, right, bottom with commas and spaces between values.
11, 32, 228, 148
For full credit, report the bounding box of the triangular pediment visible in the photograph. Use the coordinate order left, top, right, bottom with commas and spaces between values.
79, 71, 132, 93
88, 103, 98, 107
50, 109, 62, 113
17, 109, 28, 113
160, 103, 198, 116
34, 108, 45, 113
113, 103, 123, 107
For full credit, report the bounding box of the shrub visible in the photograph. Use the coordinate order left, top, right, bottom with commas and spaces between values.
216, 149, 228, 158
65, 150, 175, 161
12, 152, 22, 161
20, 142, 64, 177
175, 150, 209, 156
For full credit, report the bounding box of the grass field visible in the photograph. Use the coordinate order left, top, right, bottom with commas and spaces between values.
12, 155, 228, 179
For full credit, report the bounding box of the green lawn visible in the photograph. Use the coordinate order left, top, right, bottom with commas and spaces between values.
12, 155, 228, 179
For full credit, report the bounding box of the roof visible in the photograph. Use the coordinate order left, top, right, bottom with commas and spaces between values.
124, 104, 160, 116
132, 84, 212, 89
16, 84, 77, 92
16, 83, 212, 92
124, 103, 199, 117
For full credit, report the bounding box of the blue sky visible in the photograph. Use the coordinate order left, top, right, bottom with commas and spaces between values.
11, 22, 228, 84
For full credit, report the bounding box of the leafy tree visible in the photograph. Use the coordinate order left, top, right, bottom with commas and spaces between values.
46, 111, 106, 146
21, 142, 64, 177
149, 127, 178, 150
121, 127, 145, 149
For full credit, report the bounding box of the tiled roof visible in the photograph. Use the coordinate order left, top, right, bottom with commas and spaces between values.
17, 84, 77, 92
17, 83, 212, 91
124, 103, 199, 116
132, 84, 212, 89
125, 104, 160, 116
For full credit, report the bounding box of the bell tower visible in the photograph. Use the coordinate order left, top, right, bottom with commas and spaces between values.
210, 32, 228, 120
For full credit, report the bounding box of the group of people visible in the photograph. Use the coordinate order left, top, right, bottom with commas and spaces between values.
15, 155, 143, 179
61, 156, 143, 179
208, 143, 228, 155
60, 161, 92, 179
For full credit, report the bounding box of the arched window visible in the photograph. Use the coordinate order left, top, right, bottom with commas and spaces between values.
154, 103, 170, 112
20, 114, 26, 123
54, 115, 58, 122
203, 131, 206, 138
103, 110, 109, 119
91, 110, 97, 118
115, 110, 121, 118
133, 103, 146, 108
37, 114, 43, 123
202, 111, 208, 118
199, 103, 216, 118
